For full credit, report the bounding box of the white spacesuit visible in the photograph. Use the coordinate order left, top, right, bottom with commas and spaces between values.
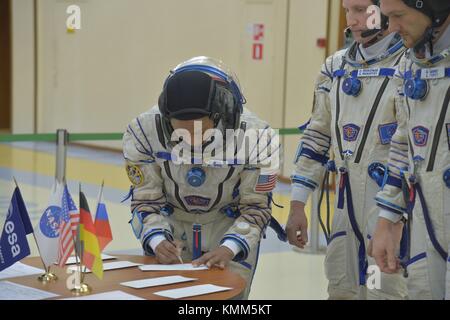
291, 32, 408, 299
375, 8, 450, 300
122, 57, 283, 299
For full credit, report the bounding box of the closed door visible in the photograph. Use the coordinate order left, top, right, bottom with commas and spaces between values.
0, 0, 11, 131
282, 0, 329, 176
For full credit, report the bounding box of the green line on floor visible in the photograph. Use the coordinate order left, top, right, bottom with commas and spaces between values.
0, 128, 302, 143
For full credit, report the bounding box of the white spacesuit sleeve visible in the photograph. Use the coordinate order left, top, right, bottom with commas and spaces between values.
220, 167, 272, 262
291, 58, 333, 204
220, 124, 281, 262
375, 84, 409, 217
123, 117, 172, 256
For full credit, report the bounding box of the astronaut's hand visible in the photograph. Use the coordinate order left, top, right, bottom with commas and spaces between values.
154, 240, 184, 265
192, 246, 234, 269
369, 217, 404, 274
286, 201, 309, 249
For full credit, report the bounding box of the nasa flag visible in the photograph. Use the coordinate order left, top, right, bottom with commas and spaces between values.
34, 182, 64, 268
0, 187, 34, 272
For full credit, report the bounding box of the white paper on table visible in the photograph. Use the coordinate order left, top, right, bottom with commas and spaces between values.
139, 264, 208, 271
62, 290, 144, 300
120, 275, 197, 289
65, 254, 116, 265
68, 261, 142, 273
0, 281, 59, 300
0, 262, 45, 280
153, 284, 232, 299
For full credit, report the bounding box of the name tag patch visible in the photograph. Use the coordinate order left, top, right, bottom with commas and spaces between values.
184, 196, 211, 207
357, 68, 381, 77
420, 68, 445, 80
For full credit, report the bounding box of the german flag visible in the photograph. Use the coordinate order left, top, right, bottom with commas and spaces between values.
79, 190, 103, 279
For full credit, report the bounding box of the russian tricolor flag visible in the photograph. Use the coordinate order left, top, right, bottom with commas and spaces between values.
94, 183, 113, 252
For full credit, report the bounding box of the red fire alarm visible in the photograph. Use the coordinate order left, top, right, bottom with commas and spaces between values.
252, 44, 263, 60
316, 38, 327, 48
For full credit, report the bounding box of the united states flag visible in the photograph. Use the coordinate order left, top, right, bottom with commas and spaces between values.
255, 174, 277, 192
57, 185, 80, 267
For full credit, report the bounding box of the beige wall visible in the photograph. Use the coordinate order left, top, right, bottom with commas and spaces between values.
327, 0, 344, 56
11, 0, 341, 176
282, 0, 330, 177
11, 0, 35, 133
35, 0, 289, 149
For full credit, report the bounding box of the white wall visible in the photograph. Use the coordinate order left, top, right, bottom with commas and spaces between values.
11, 0, 35, 133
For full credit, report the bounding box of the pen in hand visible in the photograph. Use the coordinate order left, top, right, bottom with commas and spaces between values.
164, 232, 184, 264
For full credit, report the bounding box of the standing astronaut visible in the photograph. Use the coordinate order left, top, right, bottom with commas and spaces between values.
286, 0, 408, 299
371, 0, 450, 300
122, 57, 283, 299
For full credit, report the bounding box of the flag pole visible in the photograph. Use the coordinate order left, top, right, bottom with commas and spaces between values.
68, 181, 81, 289
70, 219, 80, 277
95, 180, 105, 252
76, 231, 91, 295
78, 183, 83, 279
69, 235, 82, 291
38, 182, 58, 282
12, 177, 19, 189
13, 177, 57, 282
80, 183, 86, 280
80, 240, 84, 282
70, 183, 91, 295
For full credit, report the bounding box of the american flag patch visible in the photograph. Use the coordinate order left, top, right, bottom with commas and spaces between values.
255, 175, 277, 192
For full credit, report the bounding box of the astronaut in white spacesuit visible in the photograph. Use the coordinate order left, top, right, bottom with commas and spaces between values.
286, 0, 408, 299
122, 57, 283, 299
370, 0, 450, 300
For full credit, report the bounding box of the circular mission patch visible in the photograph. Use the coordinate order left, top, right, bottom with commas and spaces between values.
126, 164, 144, 186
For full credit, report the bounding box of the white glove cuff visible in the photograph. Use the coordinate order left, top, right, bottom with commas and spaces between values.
291, 184, 312, 204
149, 235, 166, 252
220, 240, 242, 257
379, 209, 403, 224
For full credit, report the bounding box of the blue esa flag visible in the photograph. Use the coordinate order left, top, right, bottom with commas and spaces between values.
0, 187, 34, 272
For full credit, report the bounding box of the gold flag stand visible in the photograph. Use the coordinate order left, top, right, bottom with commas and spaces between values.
37, 267, 58, 283
70, 245, 92, 296
71, 283, 92, 295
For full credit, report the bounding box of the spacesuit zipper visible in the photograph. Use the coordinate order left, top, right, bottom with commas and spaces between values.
354, 54, 403, 164
209, 167, 235, 210
426, 86, 450, 172
353, 78, 390, 164
163, 161, 188, 212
